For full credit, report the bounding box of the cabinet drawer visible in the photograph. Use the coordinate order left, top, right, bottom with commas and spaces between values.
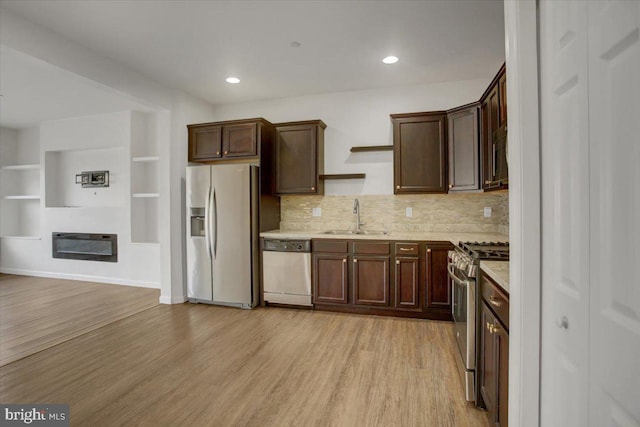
353, 241, 390, 255
481, 274, 509, 330
312, 239, 348, 254
394, 243, 419, 256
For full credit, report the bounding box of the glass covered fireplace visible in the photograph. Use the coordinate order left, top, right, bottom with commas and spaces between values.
52, 233, 118, 262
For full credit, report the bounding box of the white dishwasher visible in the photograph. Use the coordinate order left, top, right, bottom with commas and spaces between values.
262, 239, 312, 306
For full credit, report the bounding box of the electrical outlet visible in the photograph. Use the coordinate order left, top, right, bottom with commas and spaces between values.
484, 207, 492, 218
406, 207, 413, 218
312, 207, 322, 217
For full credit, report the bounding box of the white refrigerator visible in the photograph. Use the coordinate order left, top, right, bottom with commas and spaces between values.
186, 163, 260, 308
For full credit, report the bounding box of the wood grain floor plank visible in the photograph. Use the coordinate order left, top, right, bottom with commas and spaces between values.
1, 299, 489, 427
0, 274, 159, 366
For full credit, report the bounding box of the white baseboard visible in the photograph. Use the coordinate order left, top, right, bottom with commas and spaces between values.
159, 295, 187, 305
0, 267, 160, 289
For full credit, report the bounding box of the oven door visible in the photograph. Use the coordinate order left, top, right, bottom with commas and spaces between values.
449, 264, 476, 371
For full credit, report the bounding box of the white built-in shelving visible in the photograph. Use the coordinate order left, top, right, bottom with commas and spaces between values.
0, 130, 42, 239
130, 112, 161, 244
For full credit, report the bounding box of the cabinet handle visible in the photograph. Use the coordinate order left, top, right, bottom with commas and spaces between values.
399, 248, 413, 252
396, 260, 400, 264
489, 295, 503, 307
427, 248, 431, 253
343, 258, 347, 263
449, 184, 453, 188
216, 151, 220, 155
485, 180, 492, 185
491, 323, 500, 334
224, 150, 229, 155
486, 322, 492, 333
353, 258, 358, 263
311, 186, 315, 191
396, 185, 400, 189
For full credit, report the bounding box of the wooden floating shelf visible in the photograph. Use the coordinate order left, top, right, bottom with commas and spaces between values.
319, 174, 366, 180
350, 145, 394, 153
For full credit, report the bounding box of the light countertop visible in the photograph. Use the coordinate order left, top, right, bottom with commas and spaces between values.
260, 229, 508, 245
480, 260, 510, 294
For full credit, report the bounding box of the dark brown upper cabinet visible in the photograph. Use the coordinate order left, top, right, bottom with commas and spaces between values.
187, 118, 273, 163
274, 120, 326, 195
447, 103, 480, 192
189, 125, 222, 161
481, 64, 508, 191
391, 112, 448, 194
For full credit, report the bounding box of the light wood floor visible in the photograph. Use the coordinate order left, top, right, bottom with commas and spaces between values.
0, 274, 159, 366
0, 300, 490, 426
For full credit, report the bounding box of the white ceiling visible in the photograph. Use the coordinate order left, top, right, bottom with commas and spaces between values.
0, 1, 505, 107
0, 47, 156, 129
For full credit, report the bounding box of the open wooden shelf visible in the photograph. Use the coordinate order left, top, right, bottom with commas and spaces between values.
1, 164, 40, 170
350, 145, 393, 153
319, 174, 366, 180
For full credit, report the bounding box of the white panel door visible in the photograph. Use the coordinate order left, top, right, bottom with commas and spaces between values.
588, 1, 640, 426
540, 1, 640, 426
539, 1, 590, 426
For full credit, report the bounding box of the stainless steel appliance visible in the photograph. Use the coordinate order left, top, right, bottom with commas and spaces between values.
262, 239, 312, 306
449, 241, 509, 402
186, 164, 260, 308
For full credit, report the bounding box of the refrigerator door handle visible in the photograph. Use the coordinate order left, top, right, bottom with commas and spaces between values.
205, 186, 213, 259
212, 186, 218, 259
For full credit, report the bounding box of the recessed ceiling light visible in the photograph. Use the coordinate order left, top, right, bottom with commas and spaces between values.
382, 56, 399, 64
226, 77, 240, 84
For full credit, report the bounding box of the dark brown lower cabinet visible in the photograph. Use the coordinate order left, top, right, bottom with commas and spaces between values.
353, 255, 390, 306
311, 239, 451, 320
394, 257, 420, 309
313, 253, 348, 304
426, 243, 453, 311
478, 271, 509, 427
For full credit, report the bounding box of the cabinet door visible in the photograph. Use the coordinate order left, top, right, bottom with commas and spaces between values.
313, 253, 348, 304
276, 124, 319, 194
498, 71, 507, 128
223, 123, 257, 157
481, 85, 500, 188
353, 255, 390, 306
189, 125, 222, 161
496, 320, 509, 427
480, 303, 498, 421
394, 256, 419, 309
392, 113, 447, 194
426, 244, 452, 309
447, 106, 480, 192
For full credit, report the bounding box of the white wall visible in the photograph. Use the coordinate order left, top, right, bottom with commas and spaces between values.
1, 10, 217, 303
1, 111, 162, 288
212, 80, 489, 195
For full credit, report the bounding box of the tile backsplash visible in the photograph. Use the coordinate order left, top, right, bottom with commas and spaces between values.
280, 190, 509, 235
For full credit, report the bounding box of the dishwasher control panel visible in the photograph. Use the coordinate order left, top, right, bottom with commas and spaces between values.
262, 239, 311, 253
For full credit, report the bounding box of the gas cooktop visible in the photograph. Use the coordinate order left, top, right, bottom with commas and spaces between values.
457, 241, 510, 261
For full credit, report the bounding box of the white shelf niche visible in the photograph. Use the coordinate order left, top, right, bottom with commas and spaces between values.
131, 197, 159, 244
130, 111, 161, 244
45, 147, 124, 208
0, 167, 40, 198
0, 198, 40, 238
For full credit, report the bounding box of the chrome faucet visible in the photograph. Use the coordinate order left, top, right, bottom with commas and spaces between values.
353, 198, 364, 232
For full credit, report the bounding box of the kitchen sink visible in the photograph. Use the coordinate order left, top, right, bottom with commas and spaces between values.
323, 230, 390, 236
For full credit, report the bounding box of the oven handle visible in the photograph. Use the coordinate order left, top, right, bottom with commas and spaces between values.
448, 264, 470, 287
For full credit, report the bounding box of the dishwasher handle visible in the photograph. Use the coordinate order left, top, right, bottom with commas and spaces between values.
262, 239, 311, 253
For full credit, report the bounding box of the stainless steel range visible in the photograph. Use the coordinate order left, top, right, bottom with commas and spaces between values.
448, 241, 509, 402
